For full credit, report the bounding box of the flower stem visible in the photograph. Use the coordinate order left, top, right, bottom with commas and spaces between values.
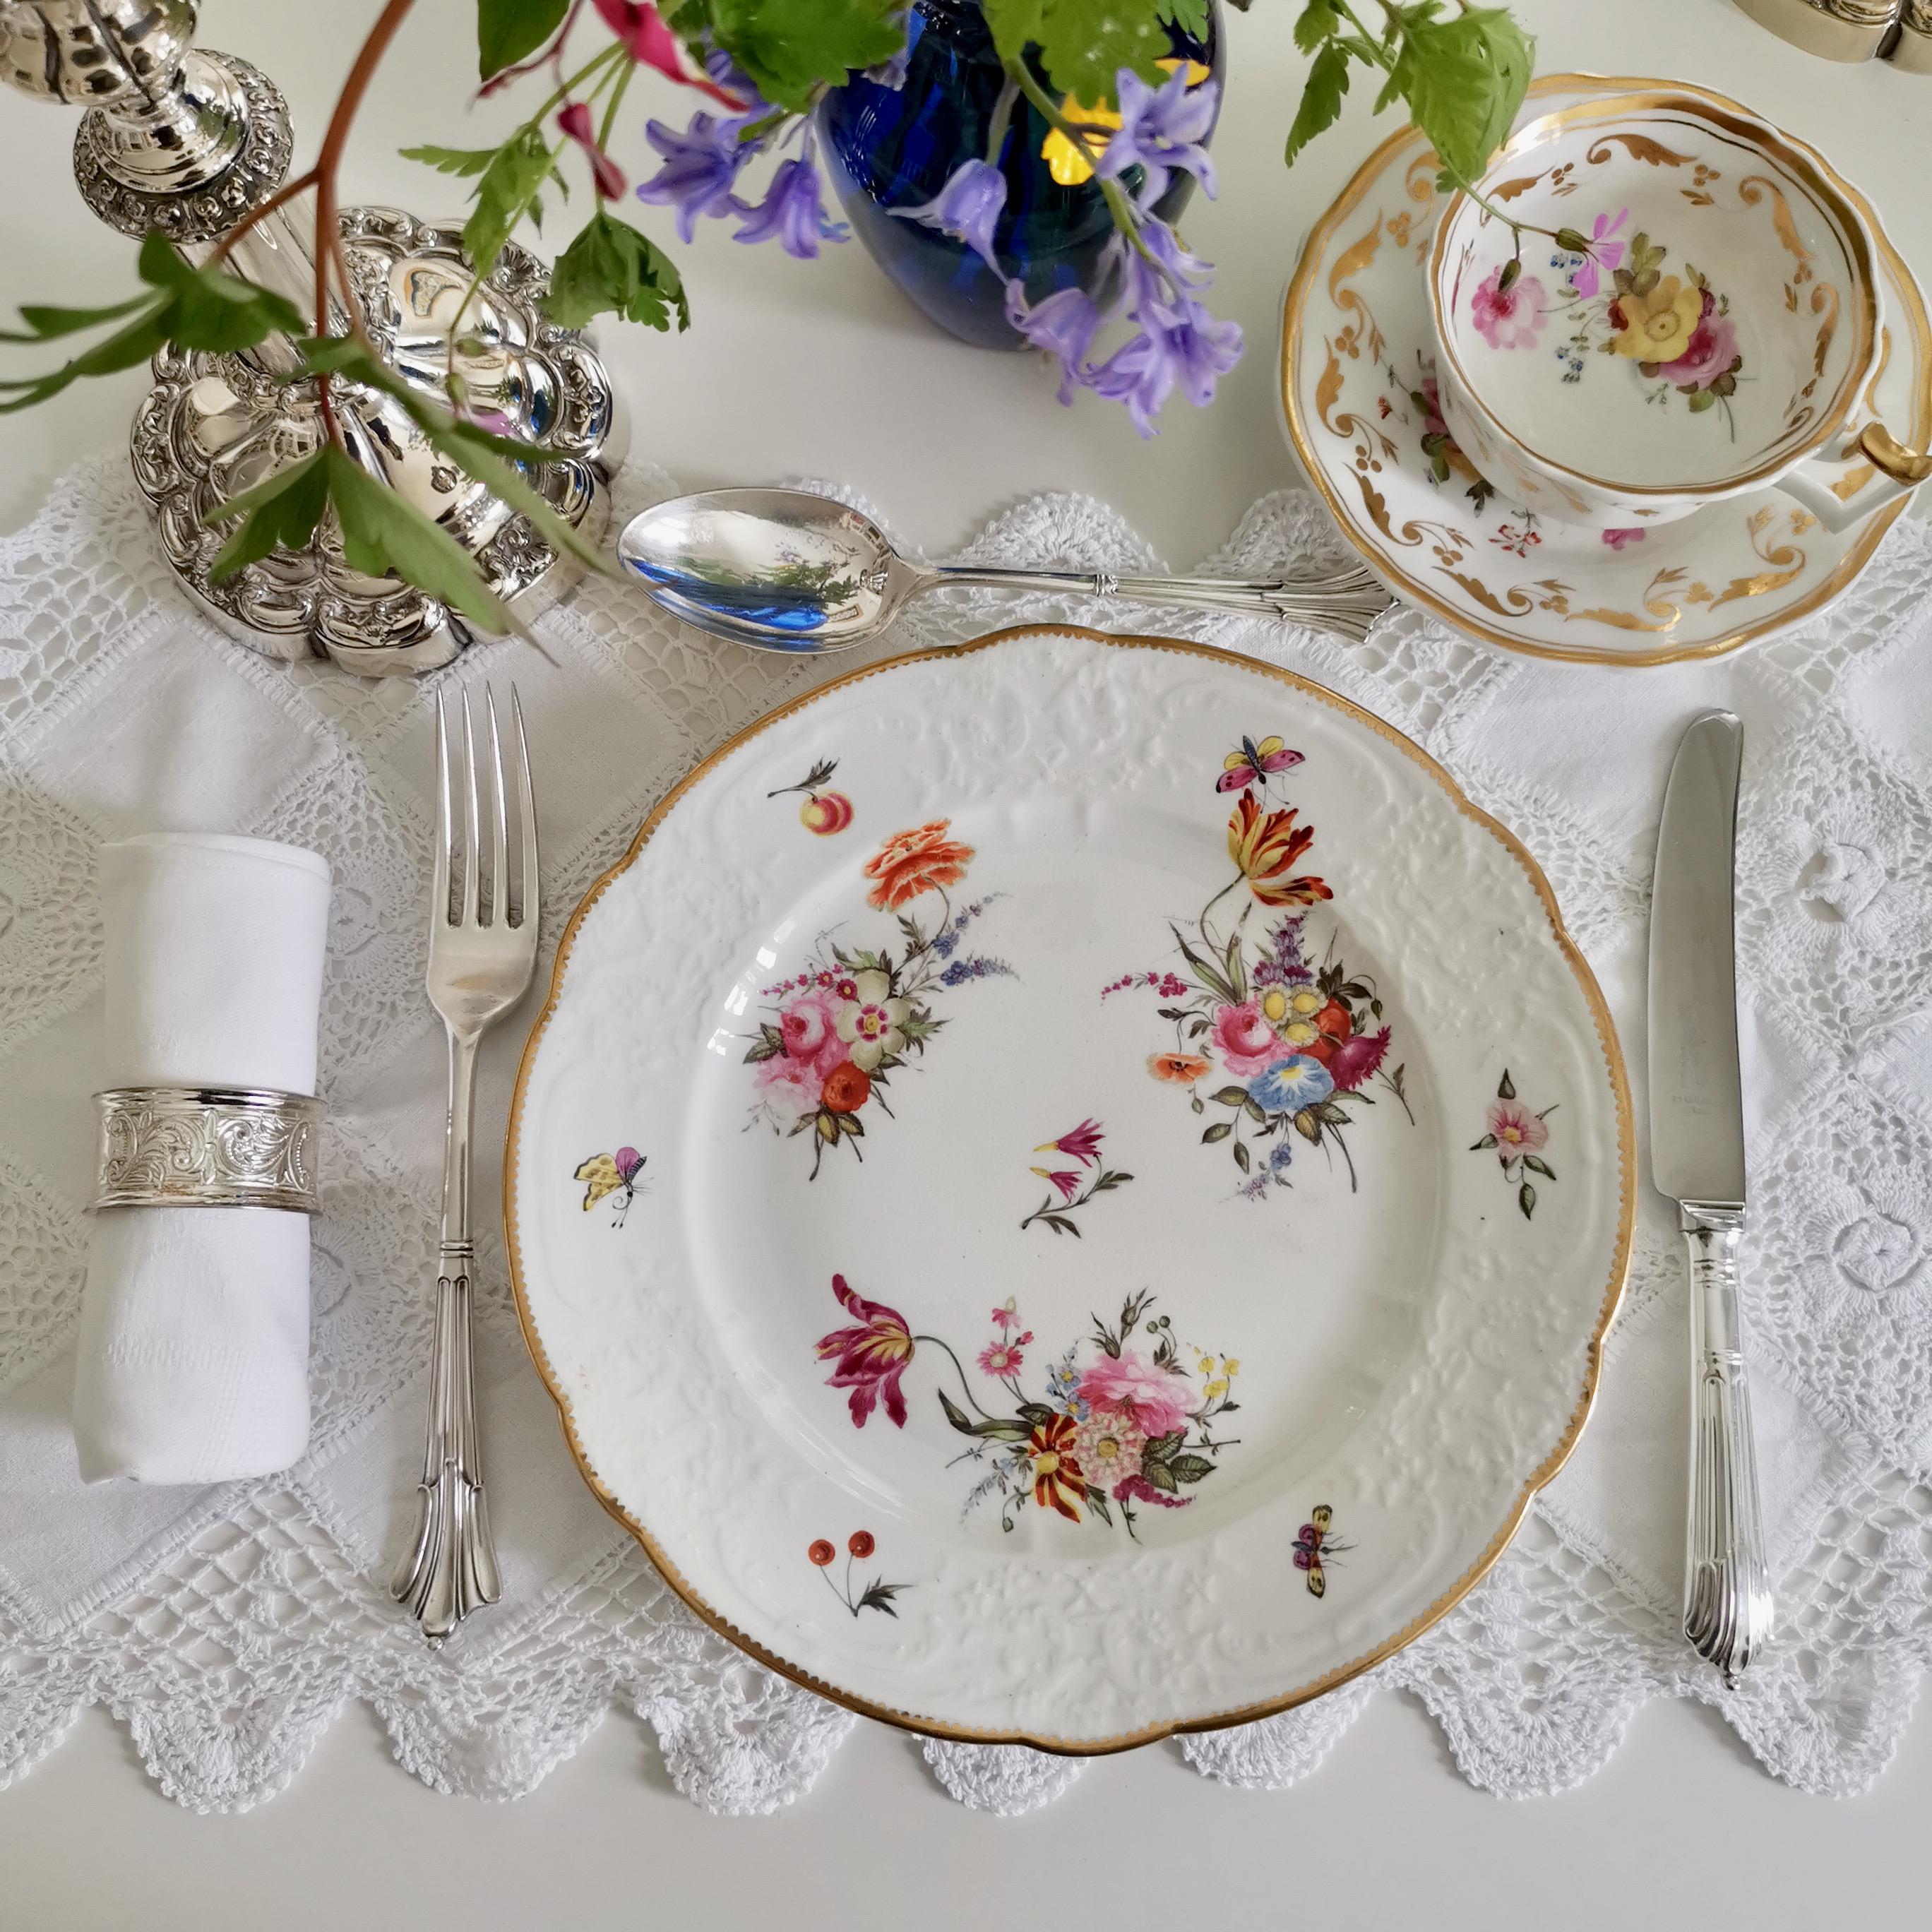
914, 1333, 999, 1420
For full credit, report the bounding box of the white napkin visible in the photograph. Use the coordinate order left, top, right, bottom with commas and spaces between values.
71, 833, 332, 1485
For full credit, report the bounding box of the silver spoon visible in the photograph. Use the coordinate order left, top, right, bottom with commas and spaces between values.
616, 487, 1393, 652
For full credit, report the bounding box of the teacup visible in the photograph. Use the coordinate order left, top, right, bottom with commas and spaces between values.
1426, 85, 1930, 532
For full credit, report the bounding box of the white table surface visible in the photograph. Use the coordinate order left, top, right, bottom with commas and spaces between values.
3, 2, 1929, 1925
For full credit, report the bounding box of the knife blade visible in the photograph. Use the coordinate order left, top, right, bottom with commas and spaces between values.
1648, 710, 1770, 1685
1648, 710, 1747, 1206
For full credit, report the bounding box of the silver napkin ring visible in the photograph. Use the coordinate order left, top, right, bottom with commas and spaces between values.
93, 1086, 323, 1214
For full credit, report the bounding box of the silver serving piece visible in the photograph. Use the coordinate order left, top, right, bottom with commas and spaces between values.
93, 1085, 323, 1213
1649, 710, 1772, 1685
393, 686, 539, 1644
617, 488, 1395, 652
0, 0, 624, 674
1732, 0, 1900, 61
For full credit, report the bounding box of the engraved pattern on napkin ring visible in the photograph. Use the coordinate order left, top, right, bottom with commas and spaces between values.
93, 1087, 323, 1214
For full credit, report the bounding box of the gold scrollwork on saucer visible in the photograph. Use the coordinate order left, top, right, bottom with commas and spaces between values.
94, 1086, 323, 1213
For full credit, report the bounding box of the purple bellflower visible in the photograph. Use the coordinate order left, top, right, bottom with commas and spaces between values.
636, 110, 753, 243
893, 157, 1008, 272
1097, 68, 1218, 205
732, 136, 847, 258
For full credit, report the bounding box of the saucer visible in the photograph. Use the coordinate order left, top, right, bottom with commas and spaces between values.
1279, 73, 1930, 665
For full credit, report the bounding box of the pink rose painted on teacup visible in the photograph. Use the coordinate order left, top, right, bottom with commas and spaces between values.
1469, 264, 1547, 350
1657, 299, 1740, 390
1211, 999, 1292, 1078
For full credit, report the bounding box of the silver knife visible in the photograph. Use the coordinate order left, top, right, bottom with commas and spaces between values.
1649, 710, 1772, 1685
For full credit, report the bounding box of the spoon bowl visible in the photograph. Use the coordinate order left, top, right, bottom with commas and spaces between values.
616, 487, 1395, 652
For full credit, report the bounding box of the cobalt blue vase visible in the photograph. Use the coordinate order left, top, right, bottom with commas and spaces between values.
816, 1, 1223, 350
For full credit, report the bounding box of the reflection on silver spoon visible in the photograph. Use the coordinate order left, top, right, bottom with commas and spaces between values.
616, 487, 1395, 653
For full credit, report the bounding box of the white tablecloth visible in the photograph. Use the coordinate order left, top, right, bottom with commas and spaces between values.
1, 446, 1929, 1815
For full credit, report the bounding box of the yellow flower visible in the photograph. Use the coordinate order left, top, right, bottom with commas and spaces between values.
1288, 986, 1324, 1020
1611, 276, 1703, 361
1260, 985, 1291, 1025
1040, 59, 1211, 186
1283, 1020, 1320, 1049
1222, 1358, 1240, 1376
1204, 1377, 1229, 1400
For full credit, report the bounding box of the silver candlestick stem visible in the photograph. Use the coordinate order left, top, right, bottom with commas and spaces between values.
0, 0, 626, 674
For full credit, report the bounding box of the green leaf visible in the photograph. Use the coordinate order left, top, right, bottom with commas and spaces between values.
1518, 1179, 1537, 1220
1390, 7, 1534, 184
708, 0, 907, 114
1158, 0, 1211, 38
1292, 0, 1337, 54
321, 446, 515, 633
1497, 1068, 1515, 1099
1469, 1133, 1498, 1151
1140, 1458, 1178, 1495
134, 231, 304, 353
400, 143, 503, 180
1284, 40, 1352, 167
1522, 1155, 1556, 1180
937, 1388, 978, 1436
1168, 1454, 1217, 1485
856, 1580, 906, 1616
1143, 1431, 1184, 1464
478, 0, 568, 78
464, 126, 560, 278
1202, 1121, 1232, 1143
205, 449, 330, 582
983, 0, 1170, 109
544, 210, 691, 332
1210, 1085, 1248, 1106
0, 291, 155, 345
0, 302, 169, 412
1083, 1486, 1114, 1527
297, 336, 609, 577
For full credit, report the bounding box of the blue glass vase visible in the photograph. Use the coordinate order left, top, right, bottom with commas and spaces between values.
817, 1, 1222, 350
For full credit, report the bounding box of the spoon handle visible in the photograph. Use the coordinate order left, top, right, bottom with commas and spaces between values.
928, 562, 1393, 643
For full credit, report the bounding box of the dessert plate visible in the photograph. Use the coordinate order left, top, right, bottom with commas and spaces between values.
1280, 73, 1931, 664
507, 626, 1633, 1749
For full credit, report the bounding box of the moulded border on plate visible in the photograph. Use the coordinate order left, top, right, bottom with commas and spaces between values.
503, 624, 1638, 1753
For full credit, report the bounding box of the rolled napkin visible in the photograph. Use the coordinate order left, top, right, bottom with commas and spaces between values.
73, 833, 332, 1484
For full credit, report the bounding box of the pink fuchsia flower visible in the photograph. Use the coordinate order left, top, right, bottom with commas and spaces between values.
977, 1339, 1027, 1376
816, 1273, 915, 1428
1601, 527, 1647, 550
1486, 1099, 1550, 1162
557, 102, 626, 200
1469, 264, 1547, 350
1327, 1026, 1392, 1093
1037, 1119, 1104, 1167
1212, 999, 1293, 1079
1078, 1349, 1194, 1439
1568, 208, 1627, 298
778, 987, 848, 1074
590, 0, 746, 109
1657, 304, 1739, 390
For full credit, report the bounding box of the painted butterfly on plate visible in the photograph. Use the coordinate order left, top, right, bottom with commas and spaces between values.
1293, 1503, 1352, 1598
574, 1145, 647, 1227
1217, 734, 1305, 794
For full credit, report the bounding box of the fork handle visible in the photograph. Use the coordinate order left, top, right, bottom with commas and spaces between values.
1681, 1201, 1772, 1685
392, 1030, 501, 1643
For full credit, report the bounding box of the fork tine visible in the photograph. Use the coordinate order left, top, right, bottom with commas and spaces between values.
484, 688, 509, 929
511, 684, 537, 934
432, 688, 454, 929
460, 687, 482, 928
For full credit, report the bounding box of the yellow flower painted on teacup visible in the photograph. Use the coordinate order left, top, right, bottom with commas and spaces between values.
1609, 275, 1703, 362
1041, 59, 1211, 186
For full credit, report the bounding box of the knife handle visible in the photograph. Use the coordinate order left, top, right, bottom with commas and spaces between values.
1681, 1201, 1773, 1686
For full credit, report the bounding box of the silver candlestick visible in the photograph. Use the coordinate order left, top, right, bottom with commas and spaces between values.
0, 0, 625, 674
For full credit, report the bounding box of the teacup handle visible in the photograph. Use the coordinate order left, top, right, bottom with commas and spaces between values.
1777, 421, 1932, 534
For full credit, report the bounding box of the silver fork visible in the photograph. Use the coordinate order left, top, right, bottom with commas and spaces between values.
392, 684, 539, 1647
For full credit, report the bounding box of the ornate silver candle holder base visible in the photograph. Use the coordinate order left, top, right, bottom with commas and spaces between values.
131, 211, 626, 675
2, 0, 625, 676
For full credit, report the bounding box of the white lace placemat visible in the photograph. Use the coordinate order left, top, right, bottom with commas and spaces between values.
1, 454, 1928, 1815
